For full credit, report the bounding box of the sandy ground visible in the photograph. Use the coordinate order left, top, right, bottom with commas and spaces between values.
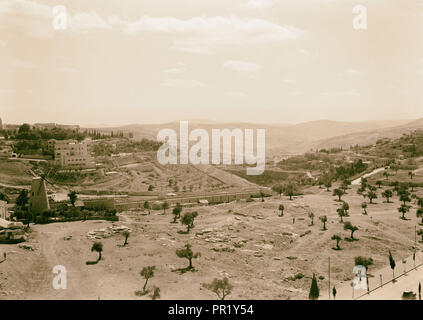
0, 184, 420, 300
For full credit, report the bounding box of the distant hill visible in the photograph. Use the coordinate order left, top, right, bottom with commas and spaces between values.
85, 119, 416, 155
313, 118, 423, 151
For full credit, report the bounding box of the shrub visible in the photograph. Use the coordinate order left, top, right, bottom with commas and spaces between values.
204, 278, 233, 300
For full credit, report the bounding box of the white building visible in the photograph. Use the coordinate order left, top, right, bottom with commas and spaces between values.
50, 139, 95, 168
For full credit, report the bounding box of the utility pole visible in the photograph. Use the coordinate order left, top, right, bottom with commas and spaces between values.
352, 282, 354, 299
328, 256, 330, 300
367, 276, 370, 295
415, 225, 417, 270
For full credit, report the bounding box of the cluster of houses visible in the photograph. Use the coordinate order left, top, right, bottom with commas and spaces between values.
0, 138, 95, 168
0, 118, 95, 169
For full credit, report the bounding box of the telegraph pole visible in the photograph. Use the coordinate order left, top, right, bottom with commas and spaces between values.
415, 225, 417, 249
328, 256, 330, 300
415, 225, 417, 269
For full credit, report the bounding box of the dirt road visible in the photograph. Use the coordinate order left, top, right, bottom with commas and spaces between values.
333, 252, 423, 300
351, 168, 385, 185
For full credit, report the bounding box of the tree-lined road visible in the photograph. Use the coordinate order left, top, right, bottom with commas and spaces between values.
332, 252, 423, 300
351, 167, 386, 185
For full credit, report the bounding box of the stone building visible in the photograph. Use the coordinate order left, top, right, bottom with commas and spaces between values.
29, 177, 50, 214
49, 139, 95, 168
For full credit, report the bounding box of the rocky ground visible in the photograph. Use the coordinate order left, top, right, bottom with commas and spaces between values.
0, 184, 420, 299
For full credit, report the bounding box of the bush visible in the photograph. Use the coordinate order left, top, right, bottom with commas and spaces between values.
402, 291, 416, 300
0, 238, 26, 244
32, 206, 119, 224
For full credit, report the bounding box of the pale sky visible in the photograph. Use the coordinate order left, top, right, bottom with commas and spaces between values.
1, 0, 423, 126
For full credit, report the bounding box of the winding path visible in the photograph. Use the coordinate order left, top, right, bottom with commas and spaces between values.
351, 168, 386, 185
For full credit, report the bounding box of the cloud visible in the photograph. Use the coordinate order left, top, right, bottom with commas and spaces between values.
283, 90, 303, 96
171, 43, 213, 55
0, 89, 15, 94
69, 11, 112, 32
2, 2, 303, 52
161, 79, 208, 89
246, 0, 337, 9
124, 16, 304, 54
227, 91, 247, 97
247, 0, 274, 7
1, 0, 50, 17
223, 60, 261, 72
339, 68, 363, 77
12, 59, 36, 69
0, 0, 113, 36
0, 0, 52, 37
57, 67, 82, 73
320, 90, 360, 97
163, 64, 186, 74
298, 48, 318, 60
107, 15, 127, 26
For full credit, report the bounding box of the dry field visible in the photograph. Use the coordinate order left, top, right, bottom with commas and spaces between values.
0, 183, 420, 300
367, 169, 423, 186
0, 160, 33, 186
73, 161, 254, 195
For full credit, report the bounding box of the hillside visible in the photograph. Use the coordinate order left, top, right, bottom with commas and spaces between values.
314, 118, 423, 150
87, 119, 412, 155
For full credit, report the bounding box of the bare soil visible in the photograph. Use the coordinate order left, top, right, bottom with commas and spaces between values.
0, 184, 419, 300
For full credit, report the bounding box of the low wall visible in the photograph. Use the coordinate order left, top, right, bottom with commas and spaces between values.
115, 190, 264, 211
83, 198, 116, 210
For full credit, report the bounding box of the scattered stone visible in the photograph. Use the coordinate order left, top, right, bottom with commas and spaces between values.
18, 243, 34, 251
0, 218, 25, 242
0, 219, 23, 229
233, 212, 248, 217
196, 228, 214, 236
212, 247, 234, 253
86, 225, 131, 239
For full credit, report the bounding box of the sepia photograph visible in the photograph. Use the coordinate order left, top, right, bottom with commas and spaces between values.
1, 0, 423, 309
